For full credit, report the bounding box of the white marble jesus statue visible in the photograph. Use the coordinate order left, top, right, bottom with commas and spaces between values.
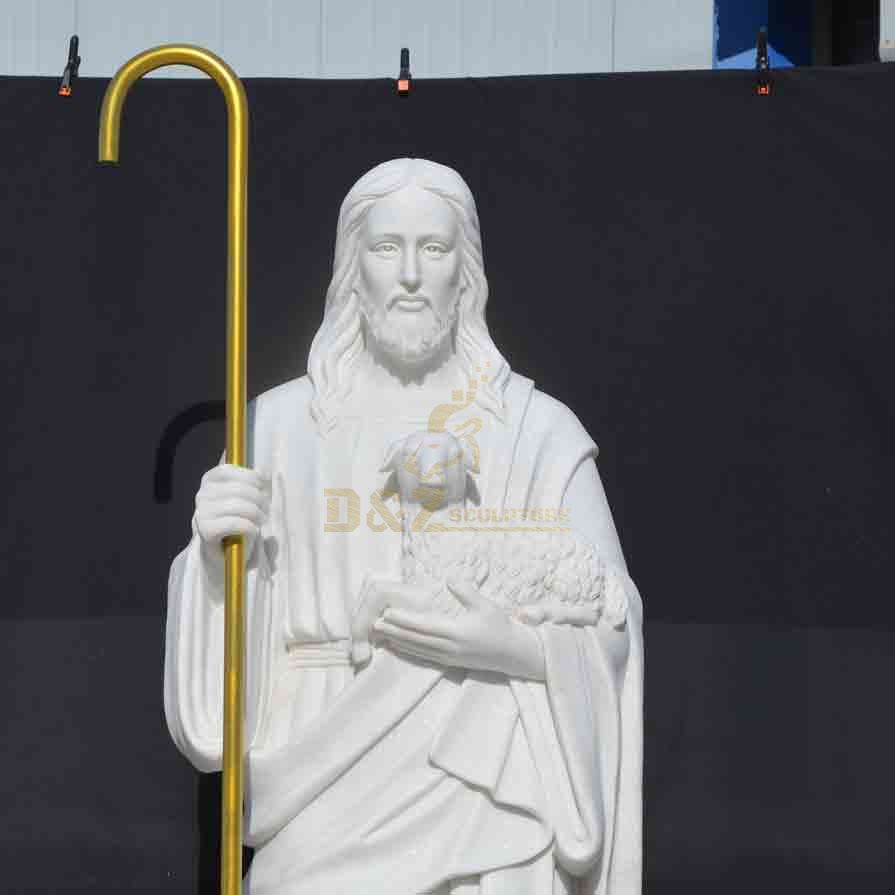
164, 158, 644, 894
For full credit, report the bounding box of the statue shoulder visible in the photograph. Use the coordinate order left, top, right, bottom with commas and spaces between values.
521, 381, 599, 459
245, 375, 314, 461
250, 375, 313, 420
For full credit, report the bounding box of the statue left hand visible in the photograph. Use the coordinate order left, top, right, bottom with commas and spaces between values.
374, 579, 546, 681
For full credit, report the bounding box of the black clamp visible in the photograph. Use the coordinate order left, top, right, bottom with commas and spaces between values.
58, 35, 80, 97
397, 47, 411, 96
756, 28, 771, 96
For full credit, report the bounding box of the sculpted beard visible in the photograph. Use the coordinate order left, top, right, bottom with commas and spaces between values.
359, 291, 459, 365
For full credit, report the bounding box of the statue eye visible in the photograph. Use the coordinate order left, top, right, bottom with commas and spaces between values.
374, 242, 399, 255
423, 243, 447, 256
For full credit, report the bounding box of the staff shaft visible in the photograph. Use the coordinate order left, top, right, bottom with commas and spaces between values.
98, 44, 249, 895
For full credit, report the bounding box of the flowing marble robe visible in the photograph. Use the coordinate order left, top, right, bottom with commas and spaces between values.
164, 371, 644, 895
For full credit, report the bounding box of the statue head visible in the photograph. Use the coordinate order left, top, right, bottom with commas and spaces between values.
308, 158, 510, 433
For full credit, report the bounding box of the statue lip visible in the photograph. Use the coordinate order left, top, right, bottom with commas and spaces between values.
389, 294, 429, 312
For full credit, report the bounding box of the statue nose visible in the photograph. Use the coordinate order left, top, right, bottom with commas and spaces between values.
399, 249, 421, 291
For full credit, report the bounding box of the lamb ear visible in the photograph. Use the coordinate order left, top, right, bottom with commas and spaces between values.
465, 472, 481, 506
380, 470, 400, 501
458, 436, 480, 475
379, 436, 405, 473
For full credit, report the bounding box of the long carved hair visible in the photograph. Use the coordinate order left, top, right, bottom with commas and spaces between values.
307, 158, 511, 434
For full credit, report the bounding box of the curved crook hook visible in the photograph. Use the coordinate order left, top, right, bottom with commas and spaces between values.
98, 44, 248, 895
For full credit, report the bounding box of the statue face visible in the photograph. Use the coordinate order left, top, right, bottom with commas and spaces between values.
356, 184, 463, 367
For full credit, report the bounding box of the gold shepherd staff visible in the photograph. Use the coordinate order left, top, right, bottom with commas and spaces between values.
98, 45, 249, 895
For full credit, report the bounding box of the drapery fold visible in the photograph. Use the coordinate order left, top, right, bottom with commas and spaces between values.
164, 529, 281, 773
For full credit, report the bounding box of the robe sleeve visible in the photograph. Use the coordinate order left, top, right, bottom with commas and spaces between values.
163, 530, 281, 772
163, 400, 284, 773
509, 400, 643, 894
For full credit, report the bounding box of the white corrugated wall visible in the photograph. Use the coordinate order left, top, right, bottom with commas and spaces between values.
882, 0, 894, 61
0, 0, 715, 77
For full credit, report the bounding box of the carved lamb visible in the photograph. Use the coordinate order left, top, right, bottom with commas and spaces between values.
351, 430, 628, 667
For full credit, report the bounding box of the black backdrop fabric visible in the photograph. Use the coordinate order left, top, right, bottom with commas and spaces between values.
1, 64, 894, 893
